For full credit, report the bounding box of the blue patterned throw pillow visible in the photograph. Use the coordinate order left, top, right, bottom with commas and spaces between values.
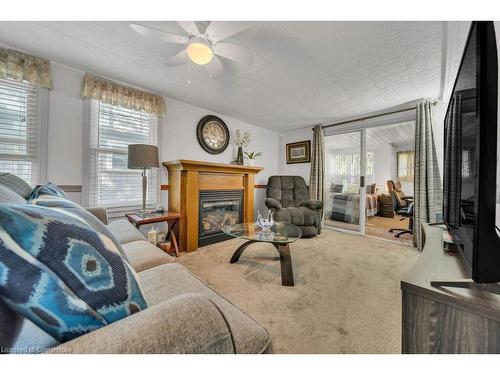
28, 192, 128, 260
0, 204, 147, 343
29, 182, 69, 200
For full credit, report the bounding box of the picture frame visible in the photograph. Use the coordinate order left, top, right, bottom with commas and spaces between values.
286, 140, 311, 164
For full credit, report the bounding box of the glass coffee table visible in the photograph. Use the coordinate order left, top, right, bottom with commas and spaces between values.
221, 222, 302, 286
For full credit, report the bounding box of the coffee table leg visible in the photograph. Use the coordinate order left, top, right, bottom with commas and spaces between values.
277, 244, 294, 286
230, 240, 257, 263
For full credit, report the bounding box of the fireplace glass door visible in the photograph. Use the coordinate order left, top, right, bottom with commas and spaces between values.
199, 190, 244, 247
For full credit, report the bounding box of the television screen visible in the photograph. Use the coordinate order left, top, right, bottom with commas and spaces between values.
443, 21, 500, 282
443, 23, 477, 268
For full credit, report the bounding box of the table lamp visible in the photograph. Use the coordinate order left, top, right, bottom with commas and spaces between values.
127, 144, 159, 215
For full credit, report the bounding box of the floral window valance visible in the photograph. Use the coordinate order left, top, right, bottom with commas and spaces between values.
81, 74, 165, 117
0, 48, 52, 89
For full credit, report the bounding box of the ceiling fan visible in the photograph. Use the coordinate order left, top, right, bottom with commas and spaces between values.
130, 21, 254, 78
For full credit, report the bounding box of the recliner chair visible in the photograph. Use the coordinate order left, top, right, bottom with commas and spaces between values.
386, 180, 414, 238
264, 176, 323, 237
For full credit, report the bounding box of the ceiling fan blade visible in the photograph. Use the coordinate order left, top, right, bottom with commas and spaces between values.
213, 43, 254, 65
130, 24, 188, 44
205, 56, 224, 78
176, 21, 201, 36
164, 49, 189, 67
205, 22, 249, 43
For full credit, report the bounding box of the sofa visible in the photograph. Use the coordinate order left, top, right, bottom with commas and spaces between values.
0, 177, 271, 354
264, 175, 323, 237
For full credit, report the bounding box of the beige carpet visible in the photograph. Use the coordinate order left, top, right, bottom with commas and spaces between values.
178, 228, 419, 353
365, 215, 414, 246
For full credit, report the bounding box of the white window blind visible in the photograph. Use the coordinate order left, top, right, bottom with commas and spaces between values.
86, 100, 158, 209
0, 79, 40, 185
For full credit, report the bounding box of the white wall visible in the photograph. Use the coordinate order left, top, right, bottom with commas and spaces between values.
159, 99, 280, 215
45, 63, 280, 216
369, 144, 395, 193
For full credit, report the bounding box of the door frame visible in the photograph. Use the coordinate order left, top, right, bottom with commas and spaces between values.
323, 115, 417, 237
323, 128, 367, 235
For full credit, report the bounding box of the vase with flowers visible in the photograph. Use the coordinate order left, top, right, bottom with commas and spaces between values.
235, 129, 250, 165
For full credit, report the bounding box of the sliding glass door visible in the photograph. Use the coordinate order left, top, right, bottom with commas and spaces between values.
324, 130, 366, 234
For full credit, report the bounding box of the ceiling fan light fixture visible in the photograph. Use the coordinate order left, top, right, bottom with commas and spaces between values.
187, 37, 213, 65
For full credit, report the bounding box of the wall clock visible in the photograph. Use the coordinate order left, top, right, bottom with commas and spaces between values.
196, 115, 230, 154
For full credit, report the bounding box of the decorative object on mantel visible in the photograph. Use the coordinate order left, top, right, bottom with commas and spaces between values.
286, 140, 311, 164
244, 151, 262, 166
81, 74, 165, 116
196, 115, 230, 154
0, 48, 52, 89
127, 144, 159, 215
235, 129, 250, 165
130, 22, 254, 80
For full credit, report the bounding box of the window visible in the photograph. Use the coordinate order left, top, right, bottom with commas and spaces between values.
329, 152, 373, 177
397, 150, 415, 182
0, 78, 44, 185
85, 100, 158, 209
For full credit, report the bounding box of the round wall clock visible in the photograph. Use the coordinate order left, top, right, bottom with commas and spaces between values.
196, 115, 230, 154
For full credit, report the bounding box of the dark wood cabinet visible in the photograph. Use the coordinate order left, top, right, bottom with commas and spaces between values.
377, 194, 394, 218
401, 224, 500, 353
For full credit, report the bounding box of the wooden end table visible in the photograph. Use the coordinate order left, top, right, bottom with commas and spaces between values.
126, 212, 182, 257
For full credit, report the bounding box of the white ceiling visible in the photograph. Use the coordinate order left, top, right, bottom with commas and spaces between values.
0, 21, 470, 132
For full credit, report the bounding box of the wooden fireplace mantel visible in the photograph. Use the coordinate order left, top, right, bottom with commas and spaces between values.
163, 160, 263, 252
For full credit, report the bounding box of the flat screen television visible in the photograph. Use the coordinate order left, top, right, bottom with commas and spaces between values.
443, 21, 500, 283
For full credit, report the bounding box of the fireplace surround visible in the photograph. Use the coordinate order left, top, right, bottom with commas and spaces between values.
163, 160, 263, 252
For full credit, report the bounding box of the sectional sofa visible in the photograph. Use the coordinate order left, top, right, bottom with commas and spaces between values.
0, 175, 271, 354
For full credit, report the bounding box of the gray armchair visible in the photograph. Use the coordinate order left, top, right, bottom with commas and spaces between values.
265, 176, 323, 237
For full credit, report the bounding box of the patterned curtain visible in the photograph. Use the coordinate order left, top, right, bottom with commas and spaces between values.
81, 74, 165, 116
310, 125, 325, 216
443, 95, 462, 227
0, 48, 52, 89
414, 101, 443, 250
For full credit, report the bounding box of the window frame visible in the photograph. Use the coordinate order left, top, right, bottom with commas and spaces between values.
0, 77, 48, 185
82, 98, 160, 214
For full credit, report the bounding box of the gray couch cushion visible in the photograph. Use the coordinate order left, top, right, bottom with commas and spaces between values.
107, 219, 146, 244
123, 240, 175, 272
139, 263, 271, 354
0, 173, 32, 199
0, 184, 27, 204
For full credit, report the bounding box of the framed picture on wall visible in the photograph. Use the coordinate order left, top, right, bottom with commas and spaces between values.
286, 140, 311, 164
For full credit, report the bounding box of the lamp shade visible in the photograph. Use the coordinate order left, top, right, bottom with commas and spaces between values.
127, 144, 159, 169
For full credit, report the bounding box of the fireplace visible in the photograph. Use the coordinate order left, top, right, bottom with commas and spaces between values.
198, 190, 243, 247
163, 160, 262, 252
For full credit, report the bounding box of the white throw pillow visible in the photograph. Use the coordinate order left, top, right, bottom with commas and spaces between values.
343, 183, 359, 194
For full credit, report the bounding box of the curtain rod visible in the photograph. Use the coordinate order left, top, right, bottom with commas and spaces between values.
317, 100, 439, 130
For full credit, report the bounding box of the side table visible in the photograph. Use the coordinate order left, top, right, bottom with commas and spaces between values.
377, 194, 395, 218
126, 212, 182, 257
